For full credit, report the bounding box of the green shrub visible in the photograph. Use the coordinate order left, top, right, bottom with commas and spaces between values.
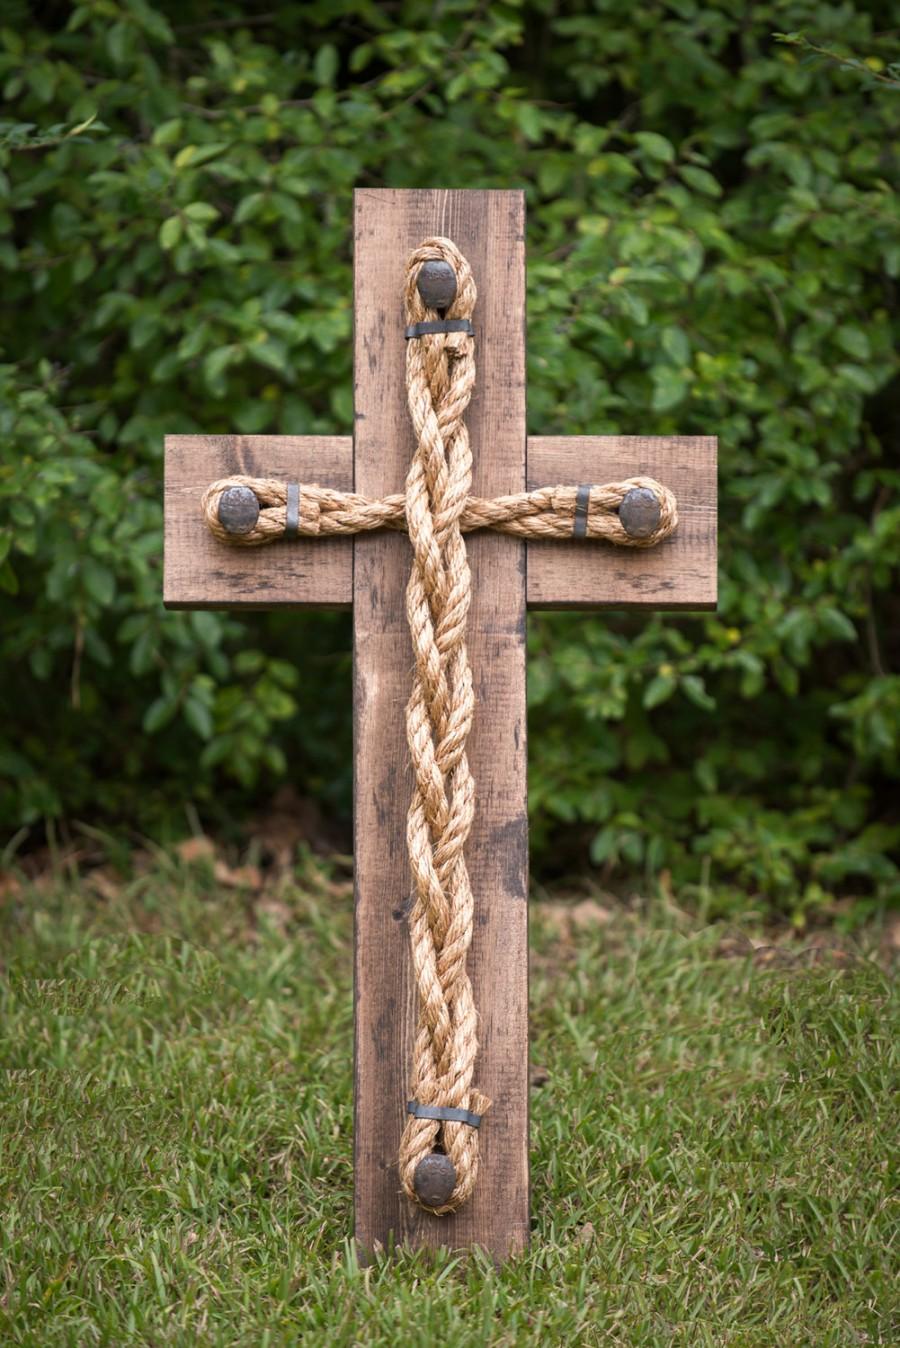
1, 1, 898, 917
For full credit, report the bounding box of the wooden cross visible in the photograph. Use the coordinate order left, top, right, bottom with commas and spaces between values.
164, 189, 717, 1259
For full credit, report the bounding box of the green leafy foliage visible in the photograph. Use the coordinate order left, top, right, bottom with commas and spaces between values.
1, 2, 898, 915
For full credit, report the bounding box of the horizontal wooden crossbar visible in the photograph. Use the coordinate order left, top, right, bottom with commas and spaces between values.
164, 434, 716, 611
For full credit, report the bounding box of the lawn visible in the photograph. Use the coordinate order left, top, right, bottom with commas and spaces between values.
0, 850, 895, 1345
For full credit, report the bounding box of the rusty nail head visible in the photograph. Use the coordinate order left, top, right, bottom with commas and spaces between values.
218, 485, 260, 535
413, 1153, 456, 1208
417, 260, 457, 312
619, 487, 660, 538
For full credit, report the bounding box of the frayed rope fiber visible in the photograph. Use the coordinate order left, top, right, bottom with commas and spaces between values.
200, 237, 678, 1214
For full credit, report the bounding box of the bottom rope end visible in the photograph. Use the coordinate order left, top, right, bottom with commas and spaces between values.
406, 1090, 492, 1214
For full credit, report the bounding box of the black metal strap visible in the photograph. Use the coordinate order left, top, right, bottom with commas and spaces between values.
285, 483, 300, 537
407, 1100, 482, 1129
405, 319, 474, 340
573, 483, 591, 539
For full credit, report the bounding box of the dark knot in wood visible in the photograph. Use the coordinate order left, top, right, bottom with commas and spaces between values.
412, 1153, 457, 1208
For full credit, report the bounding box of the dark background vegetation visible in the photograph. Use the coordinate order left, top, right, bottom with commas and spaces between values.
2, 0, 898, 921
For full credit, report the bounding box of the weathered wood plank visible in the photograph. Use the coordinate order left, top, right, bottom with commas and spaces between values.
353, 189, 529, 1258
164, 435, 715, 611
163, 434, 351, 609
527, 435, 717, 610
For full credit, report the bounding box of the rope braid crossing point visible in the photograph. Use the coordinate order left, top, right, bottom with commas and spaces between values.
200, 237, 680, 1215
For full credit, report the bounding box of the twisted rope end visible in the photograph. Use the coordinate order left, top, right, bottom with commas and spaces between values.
401, 1089, 492, 1214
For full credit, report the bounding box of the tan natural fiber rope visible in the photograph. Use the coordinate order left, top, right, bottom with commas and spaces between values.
199, 237, 679, 1216
390, 237, 486, 1214
201, 476, 677, 548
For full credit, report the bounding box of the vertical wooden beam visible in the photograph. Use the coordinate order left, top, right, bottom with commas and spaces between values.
352, 189, 529, 1257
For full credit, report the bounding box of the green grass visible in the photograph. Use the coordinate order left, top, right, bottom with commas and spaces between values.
0, 854, 896, 1345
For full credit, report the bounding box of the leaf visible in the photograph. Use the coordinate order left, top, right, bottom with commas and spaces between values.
27, 63, 56, 103
158, 216, 182, 250
81, 558, 115, 606
643, 673, 677, 709
819, 608, 857, 643
143, 696, 177, 734
153, 118, 182, 146
538, 157, 569, 197
678, 165, 721, 196
235, 193, 265, 225
681, 675, 716, 711
618, 289, 648, 325
130, 312, 161, 351
173, 143, 226, 170
651, 366, 688, 411
314, 43, 338, 87
184, 696, 213, 740
203, 345, 238, 387
835, 326, 870, 360
635, 131, 675, 164
674, 238, 704, 282
349, 43, 372, 73
445, 71, 468, 102
661, 326, 691, 365
106, 20, 130, 66
836, 363, 878, 393
183, 202, 219, 224
249, 338, 289, 375
517, 103, 543, 143
66, 112, 98, 138
589, 827, 617, 864
129, 630, 156, 677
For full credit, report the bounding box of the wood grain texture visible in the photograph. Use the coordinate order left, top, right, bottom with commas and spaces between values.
164, 435, 715, 611
353, 189, 529, 1258
527, 436, 717, 610
163, 434, 351, 609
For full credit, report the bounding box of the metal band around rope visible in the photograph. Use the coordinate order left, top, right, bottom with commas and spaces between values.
407, 1100, 483, 1129
285, 483, 300, 537
573, 483, 591, 539
405, 319, 474, 340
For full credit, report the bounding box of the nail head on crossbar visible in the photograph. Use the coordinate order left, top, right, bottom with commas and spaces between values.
413, 1153, 456, 1208
416, 260, 457, 312
218, 485, 260, 535
619, 487, 661, 538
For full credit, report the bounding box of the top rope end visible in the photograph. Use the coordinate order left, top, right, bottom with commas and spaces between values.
405, 239, 477, 345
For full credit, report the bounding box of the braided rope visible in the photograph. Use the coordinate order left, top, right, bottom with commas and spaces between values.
201, 476, 677, 548
392, 237, 486, 1213
198, 237, 679, 1215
